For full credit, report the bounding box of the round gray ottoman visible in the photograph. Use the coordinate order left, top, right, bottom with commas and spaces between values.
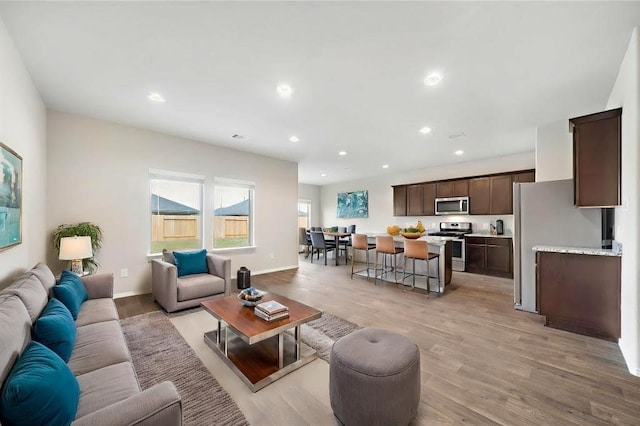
329, 327, 421, 426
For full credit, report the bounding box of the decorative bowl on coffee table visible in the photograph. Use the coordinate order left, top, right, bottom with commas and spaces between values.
237, 288, 267, 306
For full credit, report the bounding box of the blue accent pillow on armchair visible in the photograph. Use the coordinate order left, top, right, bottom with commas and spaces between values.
0, 341, 79, 426
52, 270, 88, 319
33, 298, 76, 362
174, 249, 208, 277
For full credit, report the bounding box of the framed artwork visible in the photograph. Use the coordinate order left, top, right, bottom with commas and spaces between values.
0, 142, 22, 251
337, 190, 368, 218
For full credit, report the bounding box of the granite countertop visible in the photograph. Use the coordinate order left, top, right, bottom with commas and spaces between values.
532, 245, 622, 257
466, 232, 513, 238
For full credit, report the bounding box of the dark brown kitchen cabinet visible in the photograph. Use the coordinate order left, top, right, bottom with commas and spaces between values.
465, 236, 513, 278
406, 184, 423, 216
436, 179, 468, 198
422, 183, 436, 216
570, 108, 621, 207
405, 183, 436, 216
469, 178, 490, 215
393, 186, 407, 216
536, 251, 621, 341
513, 171, 535, 183
436, 181, 453, 198
469, 175, 513, 215
490, 175, 513, 215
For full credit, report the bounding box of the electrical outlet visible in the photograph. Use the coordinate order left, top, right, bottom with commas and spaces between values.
120, 268, 128, 278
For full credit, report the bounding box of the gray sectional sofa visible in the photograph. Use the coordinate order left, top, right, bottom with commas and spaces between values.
0, 262, 182, 425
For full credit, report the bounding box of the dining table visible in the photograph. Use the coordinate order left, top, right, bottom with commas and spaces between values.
323, 231, 351, 266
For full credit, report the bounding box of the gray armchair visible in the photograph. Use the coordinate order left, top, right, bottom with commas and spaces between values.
151, 251, 231, 313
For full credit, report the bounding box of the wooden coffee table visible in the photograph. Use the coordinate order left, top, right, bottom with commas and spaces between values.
201, 293, 322, 392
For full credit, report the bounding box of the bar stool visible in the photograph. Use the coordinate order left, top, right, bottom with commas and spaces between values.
374, 236, 404, 285
351, 234, 376, 280
402, 239, 440, 298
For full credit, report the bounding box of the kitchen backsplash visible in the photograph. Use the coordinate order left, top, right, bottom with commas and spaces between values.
401, 215, 514, 234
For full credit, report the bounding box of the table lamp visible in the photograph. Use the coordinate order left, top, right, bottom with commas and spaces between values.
59, 236, 93, 275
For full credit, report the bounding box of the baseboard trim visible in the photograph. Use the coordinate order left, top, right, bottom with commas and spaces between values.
240, 265, 298, 277
114, 290, 146, 299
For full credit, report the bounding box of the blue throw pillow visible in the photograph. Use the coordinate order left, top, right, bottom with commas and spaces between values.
0, 341, 79, 426
32, 298, 76, 362
52, 270, 88, 319
174, 249, 208, 277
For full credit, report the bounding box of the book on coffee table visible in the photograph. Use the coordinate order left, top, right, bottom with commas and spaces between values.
254, 308, 289, 322
255, 300, 289, 316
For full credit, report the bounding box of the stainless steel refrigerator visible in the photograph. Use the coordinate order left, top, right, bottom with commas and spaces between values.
513, 179, 601, 312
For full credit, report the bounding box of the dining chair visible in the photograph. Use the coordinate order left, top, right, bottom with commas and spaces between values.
351, 234, 376, 280
402, 239, 440, 297
310, 231, 337, 265
374, 236, 404, 284
298, 227, 312, 258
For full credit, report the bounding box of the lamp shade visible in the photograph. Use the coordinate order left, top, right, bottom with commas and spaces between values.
59, 236, 93, 260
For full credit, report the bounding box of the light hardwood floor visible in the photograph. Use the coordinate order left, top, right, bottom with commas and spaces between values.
117, 256, 640, 425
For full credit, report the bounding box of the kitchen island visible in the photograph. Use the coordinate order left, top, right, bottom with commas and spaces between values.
353, 234, 455, 294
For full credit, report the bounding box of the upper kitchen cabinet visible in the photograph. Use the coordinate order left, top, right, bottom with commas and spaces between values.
469, 175, 513, 215
436, 179, 469, 198
422, 183, 436, 216
393, 185, 407, 216
406, 184, 423, 216
405, 183, 436, 216
513, 170, 535, 183
490, 175, 513, 215
570, 108, 621, 208
469, 177, 490, 215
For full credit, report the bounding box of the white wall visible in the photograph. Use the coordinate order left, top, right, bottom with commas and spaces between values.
535, 119, 573, 182
47, 111, 299, 296
298, 183, 322, 227
607, 27, 640, 376
320, 152, 534, 234
0, 17, 47, 287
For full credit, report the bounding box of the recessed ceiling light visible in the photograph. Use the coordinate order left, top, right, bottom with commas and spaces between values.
321, 173, 327, 177
338, 151, 347, 156
148, 93, 165, 103
424, 72, 443, 87
419, 126, 432, 135
277, 84, 293, 98
382, 164, 389, 169
289, 135, 300, 143
455, 150, 464, 156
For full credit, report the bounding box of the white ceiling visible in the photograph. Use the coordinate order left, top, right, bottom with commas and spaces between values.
1, 2, 639, 185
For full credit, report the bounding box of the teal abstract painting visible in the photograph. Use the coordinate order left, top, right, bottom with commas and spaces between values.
0, 142, 22, 251
337, 190, 368, 218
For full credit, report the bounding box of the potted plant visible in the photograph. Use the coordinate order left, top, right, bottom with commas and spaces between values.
52, 222, 103, 274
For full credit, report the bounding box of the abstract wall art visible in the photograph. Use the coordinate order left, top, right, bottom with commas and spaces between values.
0, 142, 22, 251
337, 190, 368, 218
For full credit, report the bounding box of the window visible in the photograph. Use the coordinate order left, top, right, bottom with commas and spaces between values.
213, 180, 254, 249
150, 172, 203, 254
298, 200, 311, 229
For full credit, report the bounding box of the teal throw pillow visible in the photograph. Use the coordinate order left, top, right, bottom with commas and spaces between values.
33, 298, 76, 362
52, 270, 88, 319
0, 341, 80, 426
174, 249, 208, 277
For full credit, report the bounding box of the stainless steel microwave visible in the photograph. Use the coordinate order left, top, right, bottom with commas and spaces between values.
435, 197, 470, 215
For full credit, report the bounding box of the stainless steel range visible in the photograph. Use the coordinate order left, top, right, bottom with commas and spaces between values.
428, 222, 472, 272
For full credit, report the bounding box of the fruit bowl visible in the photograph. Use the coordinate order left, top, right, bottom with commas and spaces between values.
237, 288, 267, 306
401, 232, 425, 239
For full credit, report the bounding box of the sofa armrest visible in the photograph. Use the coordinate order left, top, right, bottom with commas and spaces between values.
72, 381, 182, 426
206, 254, 231, 296
151, 259, 178, 312
81, 273, 114, 299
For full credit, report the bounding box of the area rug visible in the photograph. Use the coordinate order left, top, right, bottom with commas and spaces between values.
121, 312, 249, 426
296, 313, 362, 362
